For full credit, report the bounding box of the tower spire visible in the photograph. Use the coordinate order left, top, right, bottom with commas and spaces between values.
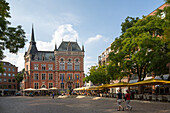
31, 24, 35, 42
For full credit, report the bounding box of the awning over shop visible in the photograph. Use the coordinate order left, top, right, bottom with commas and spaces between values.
129, 79, 168, 86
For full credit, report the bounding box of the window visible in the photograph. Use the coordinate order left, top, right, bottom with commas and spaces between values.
41, 64, 46, 70
26, 65, 28, 71
48, 64, 53, 70
4, 78, 7, 82
8, 79, 11, 82
8, 85, 11, 88
0, 73, 1, 76
13, 85, 16, 89
3, 85, 7, 88
75, 74, 80, 80
60, 83, 64, 89
0, 78, 2, 82
3, 67, 6, 71
13, 79, 15, 82
75, 83, 79, 88
34, 74, 39, 80
34, 64, 39, 70
60, 58, 65, 70
8, 73, 11, 77
12, 74, 15, 77
42, 74, 46, 80
12, 68, 15, 72
4, 73, 6, 76
60, 74, 65, 80
67, 59, 72, 70
75, 59, 80, 70
8, 68, 11, 71
67, 74, 72, 80
34, 83, 39, 89
49, 83, 53, 88
49, 74, 53, 80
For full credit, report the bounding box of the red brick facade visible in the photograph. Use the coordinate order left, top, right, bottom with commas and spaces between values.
23, 27, 85, 92
0, 61, 18, 96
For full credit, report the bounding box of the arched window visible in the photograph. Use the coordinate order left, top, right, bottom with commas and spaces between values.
60, 58, 65, 70
67, 59, 72, 70
75, 59, 80, 70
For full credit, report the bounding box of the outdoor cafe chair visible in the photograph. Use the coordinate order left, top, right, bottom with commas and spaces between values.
157, 95, 163, 101
134, 94, 137, 99
146, 95, 152, 101
166, 95, 170, 102
143, 94, 147, 100
152, 95, 157, 101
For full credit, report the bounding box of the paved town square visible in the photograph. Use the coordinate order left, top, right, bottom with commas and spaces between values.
0, 96, 170, 113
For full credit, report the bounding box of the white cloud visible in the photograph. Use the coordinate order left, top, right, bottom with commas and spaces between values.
85, 35, 102, 44
52, 24, 79, 47
3, 50, 25, 72
3, 24, 79, 71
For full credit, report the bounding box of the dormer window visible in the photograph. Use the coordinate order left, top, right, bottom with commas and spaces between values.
35, 55, 38, 61
42, 55, 45, 61
67, 42, 72, 51
49, 55, 52, 61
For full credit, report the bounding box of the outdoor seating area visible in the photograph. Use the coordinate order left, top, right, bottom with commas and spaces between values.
73, 79, 170, 102
23, 87, 58, 96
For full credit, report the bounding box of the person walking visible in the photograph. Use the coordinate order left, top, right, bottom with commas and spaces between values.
52, 92, 55, 99
116, 89, 124, 111
125, 90, 132, 110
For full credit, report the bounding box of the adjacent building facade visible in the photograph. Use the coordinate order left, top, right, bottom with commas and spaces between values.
98, 45, 111, 66
23, 27, 85, 92
0, 61, 18, 96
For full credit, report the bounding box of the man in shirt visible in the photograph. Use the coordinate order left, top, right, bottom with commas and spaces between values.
116, 89, 124, 111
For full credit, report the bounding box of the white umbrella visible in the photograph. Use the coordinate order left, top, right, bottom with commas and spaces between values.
50, 87, 57, 90
37, 88, 49, 91
24, 88, 36, 91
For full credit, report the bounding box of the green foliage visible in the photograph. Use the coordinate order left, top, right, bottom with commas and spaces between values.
85, 65, 111, 85
0, 0, 27, 72
0, 63, 5, 73
15, 68, 24, 83
121, 16, 139, 34
15, 68, 24, 90
109, 3, 170, 81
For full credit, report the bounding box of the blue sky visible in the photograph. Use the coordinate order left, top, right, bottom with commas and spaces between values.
4, 0, 165, 73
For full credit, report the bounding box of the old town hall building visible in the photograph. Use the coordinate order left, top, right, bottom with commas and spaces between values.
23, 27, 85, 92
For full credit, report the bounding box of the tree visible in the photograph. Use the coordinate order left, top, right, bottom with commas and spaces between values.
109, 3, 170, 82
85, 65, 111, 85
15, 69, 24, 91
0, 0, 27, 72
108, 17, 139, 81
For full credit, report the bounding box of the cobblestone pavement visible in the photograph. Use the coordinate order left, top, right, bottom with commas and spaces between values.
0, 96, 170, 113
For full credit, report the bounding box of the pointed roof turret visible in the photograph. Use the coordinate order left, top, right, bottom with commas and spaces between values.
26, 25, 38, 55
82, 44, 84, 52
54, 43, 57, 51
